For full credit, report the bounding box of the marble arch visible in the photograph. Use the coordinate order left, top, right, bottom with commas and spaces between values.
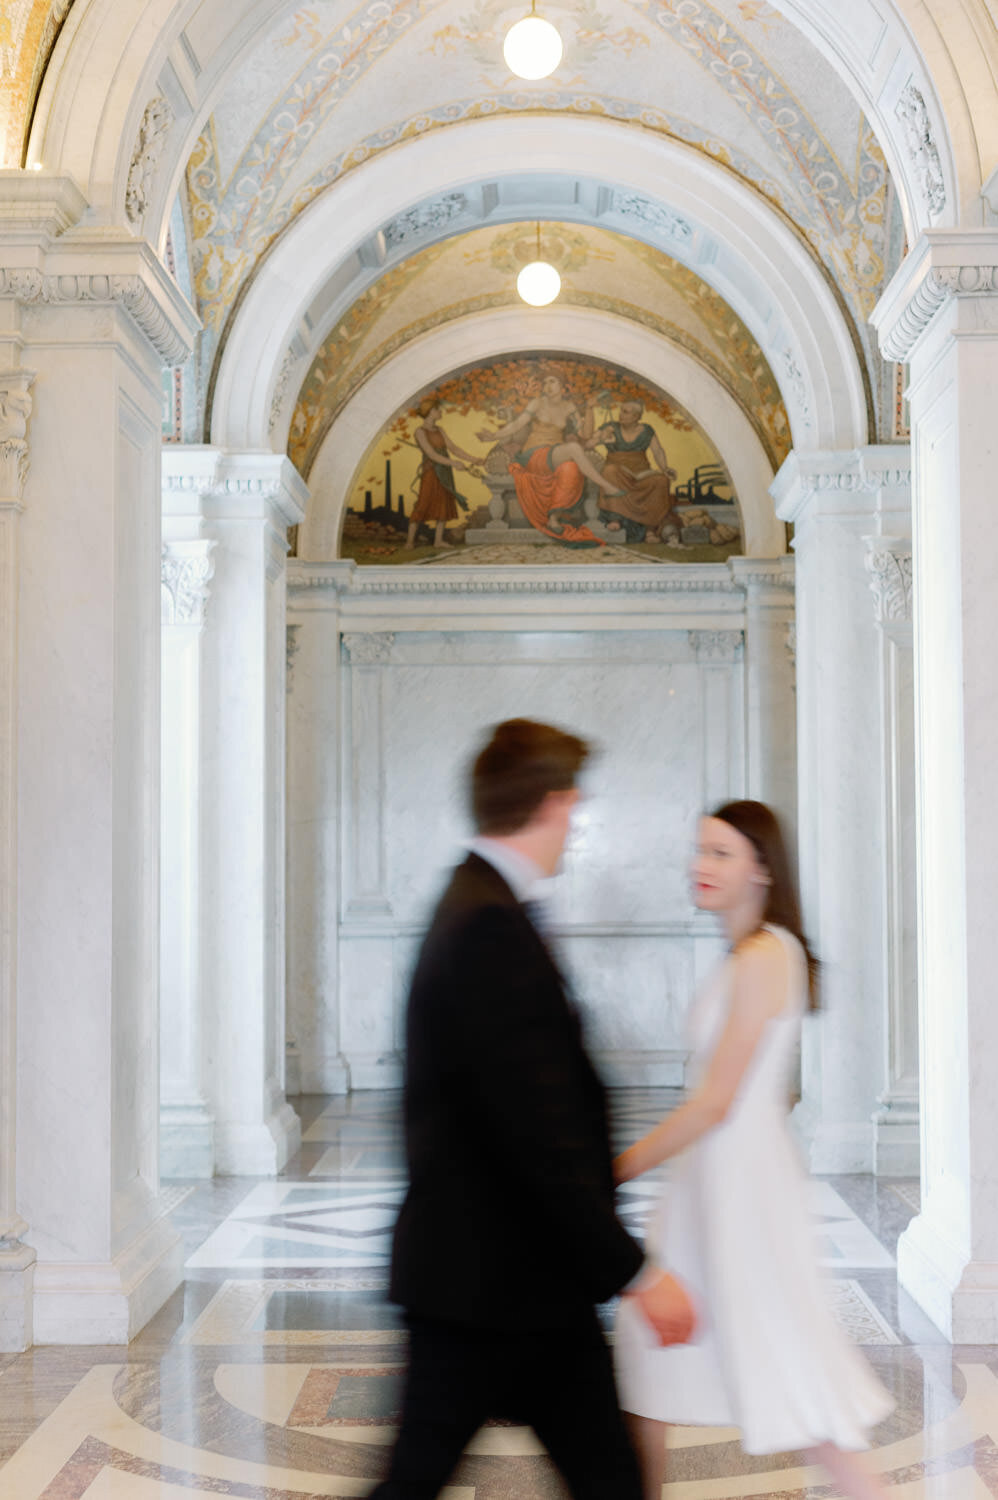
212, 115, 869, 457
301, 305, 785, 560
24, 0, 988, 242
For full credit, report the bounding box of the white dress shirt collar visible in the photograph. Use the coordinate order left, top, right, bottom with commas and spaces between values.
467, 836, 544, 904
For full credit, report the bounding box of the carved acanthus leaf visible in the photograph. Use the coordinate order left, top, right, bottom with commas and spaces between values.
342, 632, 395, 665
865, 542, 912, 626
894, 83, 946, 220
0, 372, 35, 502
688, 629, 743, 662
161, 542, 217, 626
126, 96, 175, 230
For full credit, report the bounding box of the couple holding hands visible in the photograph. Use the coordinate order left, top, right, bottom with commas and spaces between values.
370, 719, 892, 1500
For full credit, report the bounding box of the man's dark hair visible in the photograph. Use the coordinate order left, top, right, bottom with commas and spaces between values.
470, 718, 590, 835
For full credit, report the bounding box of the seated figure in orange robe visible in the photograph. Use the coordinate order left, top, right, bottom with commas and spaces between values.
477, 375, 623, 545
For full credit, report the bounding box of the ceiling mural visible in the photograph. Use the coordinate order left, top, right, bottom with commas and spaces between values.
0, 0, 72, 166
288, 222, 791, 477
334, 351, 742, 565
182, 0, 903, 434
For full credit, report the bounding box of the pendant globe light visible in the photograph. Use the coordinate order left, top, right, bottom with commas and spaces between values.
516, 224, 561, 306
503, 0, 563, 80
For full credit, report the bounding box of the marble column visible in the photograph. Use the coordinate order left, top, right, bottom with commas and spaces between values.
872, 232, 998, 1339
162, 449, 306, 1176
2, 177, 200, 1341
286, 575, 350, 1095
772, 448, 911, 1174
0, 361, 35, 1350
728, 557, 797, 832
160, 538, 216, 1177
687, 629, 745, 807
865, 538, 919, 1176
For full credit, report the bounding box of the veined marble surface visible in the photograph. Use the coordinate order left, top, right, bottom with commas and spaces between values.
0, 1089, 988, 1500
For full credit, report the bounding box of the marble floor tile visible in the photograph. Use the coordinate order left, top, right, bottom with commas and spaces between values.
1, 1090, 994, 1500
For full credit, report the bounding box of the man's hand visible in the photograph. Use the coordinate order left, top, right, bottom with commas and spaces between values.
627, 1271, 696, 1345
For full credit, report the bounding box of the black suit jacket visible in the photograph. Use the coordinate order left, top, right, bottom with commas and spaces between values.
389, 852, 643, 1330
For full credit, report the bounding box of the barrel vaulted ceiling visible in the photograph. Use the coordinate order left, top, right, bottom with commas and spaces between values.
175, 0, 905, 454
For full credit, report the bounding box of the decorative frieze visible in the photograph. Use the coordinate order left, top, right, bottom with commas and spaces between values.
0, 372, 34, 502
605, 192, 694, 246
688, 629, 743, 663
125, 95, 174, 231
292, 565, 741, 598
161, 542, 217, 626
342, 632, 395, 665
894, 83, 946, 221
383, 195, 468, 252
0, 269, 189, 366
878, 263, 998, 364
865, 540, 913, 626
268, 348, 299, 435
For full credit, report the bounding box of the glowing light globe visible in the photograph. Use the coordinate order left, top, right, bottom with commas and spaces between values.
502, 14, 563, 80
516, 259, 562, 306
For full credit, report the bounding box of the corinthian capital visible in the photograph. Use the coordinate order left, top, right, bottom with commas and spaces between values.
0, 372, 35, 504
162, 541, 217, 626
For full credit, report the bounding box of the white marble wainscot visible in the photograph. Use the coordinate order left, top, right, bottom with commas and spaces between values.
872, 231, 998, 1341
773, 448, 911, 1177
3, 179, 200, 1342
0, 363, 36, 1349
160, 537, 217, 1178
865, 537, 919, 1176
285, 562, 792, 1091
163, 449, 306, 1177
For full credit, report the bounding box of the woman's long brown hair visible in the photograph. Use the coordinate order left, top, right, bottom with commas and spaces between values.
710, 800, 820, 1009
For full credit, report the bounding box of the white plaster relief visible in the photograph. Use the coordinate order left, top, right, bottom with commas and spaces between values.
0, 269, 190, 365
268, 347, 298, 435
893, 83, 946, 221
341, 632, 395, 664
878, 267, 998, 364
383, 194, 468, 251
605, 192, 694, 246
0, 373, 34, 502
688, 629, 743, 663
865, 541, 912, 626
161, 542, 216, 626
125, 96, 174, 231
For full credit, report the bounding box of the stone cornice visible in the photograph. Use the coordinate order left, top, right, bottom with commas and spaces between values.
872, 231, 998, 364
771, 447, 912, 524
288, 560, 743, 598
0, 236, 200, 367
162, 450, 308, 526
0, 171, 88, 241
726, 556, 795, 592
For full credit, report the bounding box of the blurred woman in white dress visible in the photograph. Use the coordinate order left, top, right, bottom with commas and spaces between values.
614, 801, 893, 1500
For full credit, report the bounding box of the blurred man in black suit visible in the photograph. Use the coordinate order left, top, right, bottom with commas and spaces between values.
369, 719, 646, 1500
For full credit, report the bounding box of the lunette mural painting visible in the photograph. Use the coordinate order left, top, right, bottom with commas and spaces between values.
339, 354, 741, 564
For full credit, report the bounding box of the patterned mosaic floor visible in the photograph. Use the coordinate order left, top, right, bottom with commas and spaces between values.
2, 1090, 997, 1498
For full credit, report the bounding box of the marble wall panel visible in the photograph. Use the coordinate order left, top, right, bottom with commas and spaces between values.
309, 625, 747, 1088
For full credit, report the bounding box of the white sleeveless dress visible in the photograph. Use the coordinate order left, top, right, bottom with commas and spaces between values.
614, 925, 894, 1455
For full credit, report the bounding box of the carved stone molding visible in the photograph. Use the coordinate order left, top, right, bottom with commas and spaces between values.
126, 96, 174, 231
342, 632, 395, 665
0, 372, 34, 502
784, 619, 797, 673
0, 269, 189, 366
865, 540, 913, 626
777, 348, 812, 430
161, 542, 217, 626
268, 348, 298, 434
688, 629, 743, 663
605, 192, 694, 246
293, 566, 741, 599
383, 195, 468, 252
879, 265, 998, 363
286, 624, 301, 689
894, 83, 946, 220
